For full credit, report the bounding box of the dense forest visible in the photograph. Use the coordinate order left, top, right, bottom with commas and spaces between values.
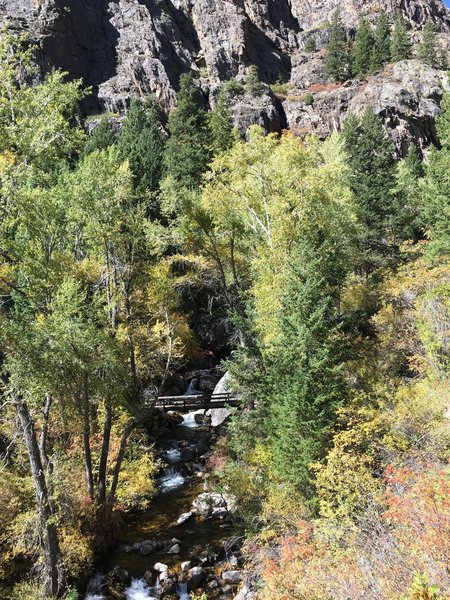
0, 15, 449, 600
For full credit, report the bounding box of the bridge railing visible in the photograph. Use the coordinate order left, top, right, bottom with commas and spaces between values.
154, 392, 235, 412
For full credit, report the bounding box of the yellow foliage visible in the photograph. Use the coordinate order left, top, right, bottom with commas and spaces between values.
316, 448, 382, 525
258, 485, 308, 544
201, 128, 356, 350
0, 149, 15, 169
0, 468, 34, 579
59, 528, 94, 580
400, 572, 446, 600
382, 378, 450, 457
72, 257, 103, 284
115, 453, 160, 508
341, 273, 380, 314
315, 403, 385, 527
374, 248, 450, 375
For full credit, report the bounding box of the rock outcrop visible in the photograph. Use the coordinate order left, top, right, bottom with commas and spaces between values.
207, 371, 235, 427
1, 0, 449, 148
284, 60, 450, 153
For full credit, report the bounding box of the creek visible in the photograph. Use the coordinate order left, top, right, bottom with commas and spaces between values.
85, 409, 240, 600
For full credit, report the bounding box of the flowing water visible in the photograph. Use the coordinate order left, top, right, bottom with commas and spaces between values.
176, 582, 190, 600
84, 573, 106, 600
165, 448, 181, 464
124, 578, 159, 600
85, 410, 234, 599
157, 467, 185, 491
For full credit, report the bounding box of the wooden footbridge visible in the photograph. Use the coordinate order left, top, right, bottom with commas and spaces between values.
155, 392, 239, 412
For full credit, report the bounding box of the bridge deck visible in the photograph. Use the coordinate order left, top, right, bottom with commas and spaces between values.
154, 392, 239, 412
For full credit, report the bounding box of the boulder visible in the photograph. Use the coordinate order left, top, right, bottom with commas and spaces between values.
192, 492, 235, 517
196, 368, 224, 393
233, 583, 253, 600
222, 571, 242, 585
161, 412, 184, 427
153, 562, 169, 573
180, 560, 193, 572
159, 570, 170, 582
207, 372, 235, 427
139, 541, 157, 556
192, 492, 225, 516
164, 373, 188, 394
222, 584, 233, 593
187, 566, 206, 592
229, 555, 239, 567
208, 406, 232, 428
109, 566, 130, 585
167, 543, 181, 554
194, 413, 211, 425
177, 510, 195, 525
124, 542, 141, 553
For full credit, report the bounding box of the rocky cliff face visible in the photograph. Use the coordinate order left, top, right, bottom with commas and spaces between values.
284, 60, 450, 152
1, 0, 449, 147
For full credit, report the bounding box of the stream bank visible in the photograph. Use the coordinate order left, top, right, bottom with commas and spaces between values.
85, 403, 247, 600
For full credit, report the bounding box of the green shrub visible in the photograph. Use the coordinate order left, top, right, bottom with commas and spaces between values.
304, 93, 314, 106
269, 81, 291, 97
223, 78, 244, 95
305, 37, 317, 52
245, 65, 264, 96
85, 112, 119, 122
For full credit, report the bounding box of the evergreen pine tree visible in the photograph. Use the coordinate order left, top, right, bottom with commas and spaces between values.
83, 117, 116, 156
305, 37, 317, 52
352, 17, 375, 77
403, 143, 425, 179
422, 91, 450, 260
438, 48, 449, 70
117, 98, 165, 193
436, 89, 450, 148
370, 10, 391, 71
390, 11, 412, 62
209, 88, 238, 156
324, 9, 352, 82
343, 108, 396, 270
418, 20, 439, 68
164, 73, 211, 189
392, 144, 425, 242
245, 65, 264, 96
267, 236, 346, 493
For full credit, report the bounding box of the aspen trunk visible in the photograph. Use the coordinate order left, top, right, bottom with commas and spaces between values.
16, 397, 65, 597
97, 398, 112, 504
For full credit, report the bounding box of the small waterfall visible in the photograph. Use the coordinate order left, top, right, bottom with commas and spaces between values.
180, 378, 204, 428
123, 578, 189, 600
177, 582, 190, 600
165, 447, 181, 463
85, 573, 106, 600
184, 378, 201, 396
124, 578, 158, 600
158, 466, 185, 491
182, 411, 199, 428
